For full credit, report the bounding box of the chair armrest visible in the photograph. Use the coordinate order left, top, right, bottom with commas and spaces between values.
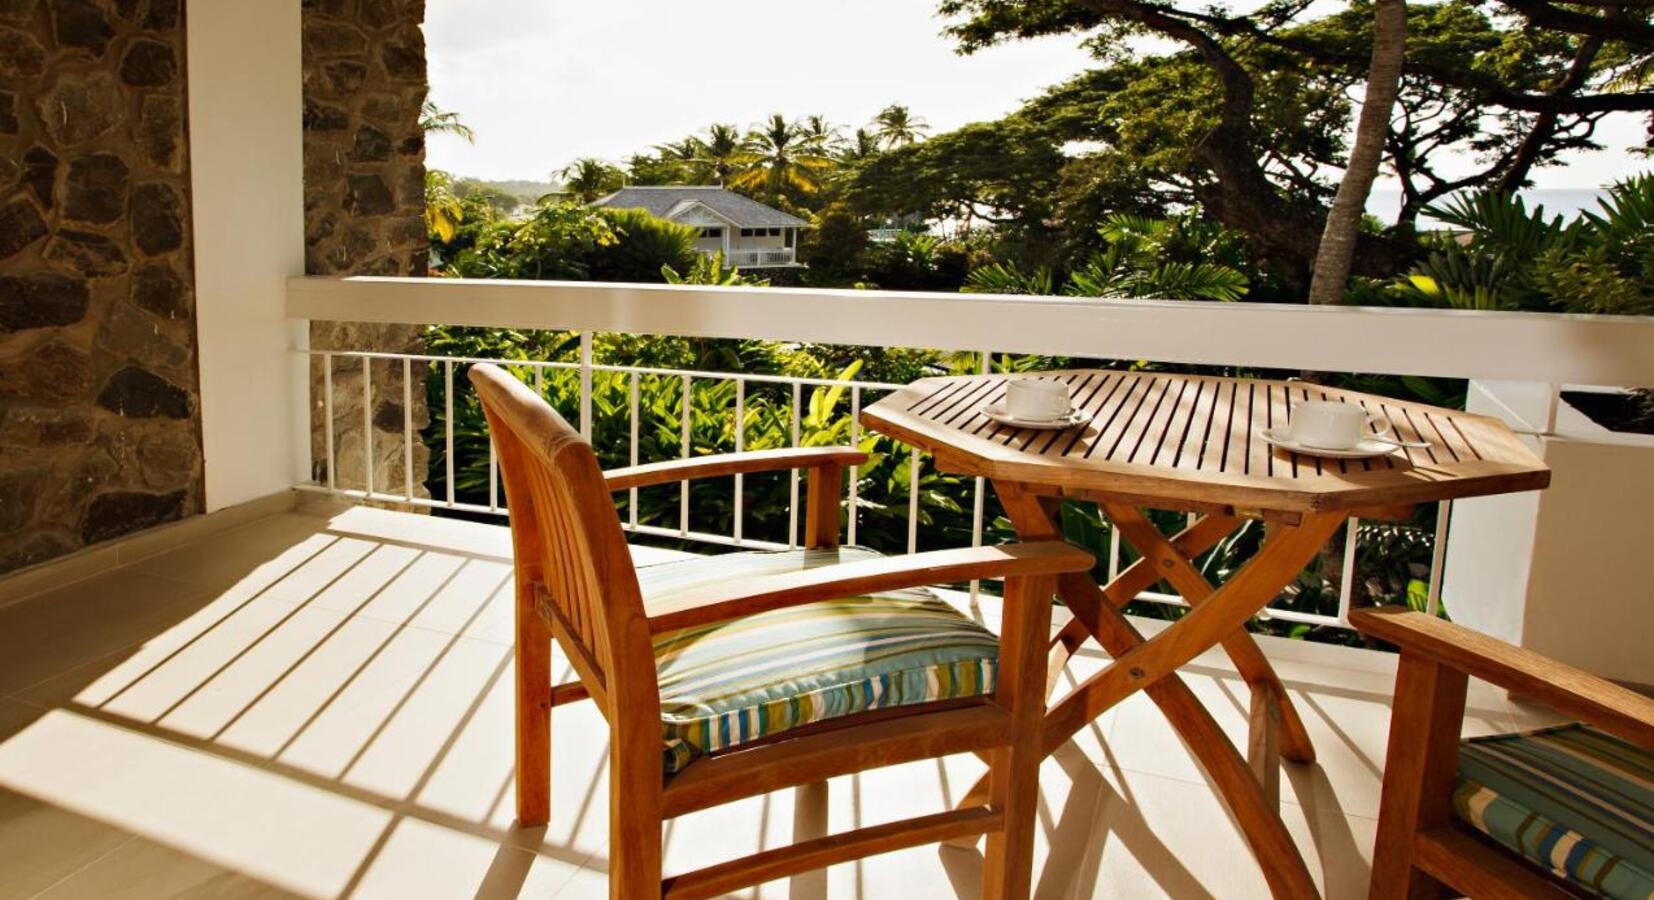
646, 542, 1095, 633
1350, 607, 1654, 748
604, 447, 868, 492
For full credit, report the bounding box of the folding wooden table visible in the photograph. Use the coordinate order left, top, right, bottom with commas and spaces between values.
862, 369, 1550, 898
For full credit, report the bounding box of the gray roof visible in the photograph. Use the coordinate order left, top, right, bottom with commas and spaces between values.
590, 186, 809, 228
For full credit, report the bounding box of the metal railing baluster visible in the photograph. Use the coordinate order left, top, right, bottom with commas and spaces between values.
789, 381, 801, 549
848, 386, 861, 546
1337, 517, 1360, 624
323, 353, 335, 491
579, 331, 593, 438
629, 371, 639, 529
733, 379, 744, 546
907, 446, 920, 554
361, 356, 373, 497
444, 359, 455, 508
1427, 500, 1452, 617
970, 350, 991, 603
402, 357, 413, 501
680, 374, 691, 537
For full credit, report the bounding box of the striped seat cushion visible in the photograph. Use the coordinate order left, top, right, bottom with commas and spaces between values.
1454, 723, 1654, 899
638, 548, 998, 774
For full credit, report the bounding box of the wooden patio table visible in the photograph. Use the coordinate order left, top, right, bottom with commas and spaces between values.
861, 369, 1550, 899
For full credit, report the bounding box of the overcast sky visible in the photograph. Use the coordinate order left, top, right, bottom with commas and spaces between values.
424, 0, 1647, 194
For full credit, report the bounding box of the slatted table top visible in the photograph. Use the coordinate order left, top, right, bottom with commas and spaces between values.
861, 370, 1550, 516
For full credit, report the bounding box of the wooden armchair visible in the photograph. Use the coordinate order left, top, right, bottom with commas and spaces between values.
470, 364, 1095, 900
1352, 607, 1654, 900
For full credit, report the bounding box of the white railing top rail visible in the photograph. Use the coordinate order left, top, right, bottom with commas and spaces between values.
287, 275, 1654, 387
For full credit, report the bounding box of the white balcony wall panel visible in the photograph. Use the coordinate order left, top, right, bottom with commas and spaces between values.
190, 3, 307, 510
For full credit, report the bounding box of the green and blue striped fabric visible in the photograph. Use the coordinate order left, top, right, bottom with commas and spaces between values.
638, 548, 999, 774
1454, 723, 1654, 899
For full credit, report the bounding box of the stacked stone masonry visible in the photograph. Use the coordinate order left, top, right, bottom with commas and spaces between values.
0, 0, 201, 575
302, 0, 431, 501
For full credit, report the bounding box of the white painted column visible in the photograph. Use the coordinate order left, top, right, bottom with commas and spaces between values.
187, 3, 308, 510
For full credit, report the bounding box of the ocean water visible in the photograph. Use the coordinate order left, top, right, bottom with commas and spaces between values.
1367, 188, 1611, 225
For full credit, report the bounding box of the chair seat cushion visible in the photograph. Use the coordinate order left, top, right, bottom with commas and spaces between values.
639, 548, 998, 774
1454, 723, 1654, 899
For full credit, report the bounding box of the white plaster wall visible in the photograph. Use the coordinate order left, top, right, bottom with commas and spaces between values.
1445, 380, 1654, 685
1519, 437, 1654, 685
187, 2, 307, 510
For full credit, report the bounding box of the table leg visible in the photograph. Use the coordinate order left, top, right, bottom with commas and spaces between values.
1099, 502, 1318, 765
1043, 510, 1237, 699
1000, 482, 1342, 900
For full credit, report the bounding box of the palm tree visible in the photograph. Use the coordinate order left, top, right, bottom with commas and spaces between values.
688, 124, 744, 186
556, 158, 624, 203
799, 115, 844, 155
419, 100, 475, 144
729, 115, 834, 202
870, 104, 929, 149
838, 128, 882, 163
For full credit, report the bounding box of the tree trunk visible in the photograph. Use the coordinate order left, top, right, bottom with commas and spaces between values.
1306, 0, 1408, 306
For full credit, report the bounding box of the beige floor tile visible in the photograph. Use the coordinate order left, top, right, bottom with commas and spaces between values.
1077, 766, 1375, 900
212, 613, 404, 762
0, 707, 393, 899
125, 514, 340, 593
271, 624, 514, 803
403, 557, 515, 644
0, 698, 135, 900
31, 836, 303, 900
152, 604, 363, 744
336, 550, 471, 627
0, 507, 1510, 900
315, 505, 516, 561
349, 817, 586, 900
1092, 660, 1510, 820
17, 586, 306, 710
0, 571, 216, 697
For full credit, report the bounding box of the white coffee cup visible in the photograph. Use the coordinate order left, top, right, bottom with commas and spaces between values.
1005, 379, 1072, 421
1288, 400, 1386, 450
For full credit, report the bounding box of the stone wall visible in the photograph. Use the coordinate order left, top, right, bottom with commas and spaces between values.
301, 0, 430, 498
0, 0, 201, 575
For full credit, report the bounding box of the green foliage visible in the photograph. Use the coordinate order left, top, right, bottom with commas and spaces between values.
661, 251, 769, 287
960, 214, 1251, 301
728, 114, 836, 208
1533, 175, 1654, 316
421, 334, 976, 553
1379, 174, 1654, 315
424, 170, 464, 245
556, 158, 625, 203
443, 203, 707, 285
587, 208, 699, 282
447, 202, 618, 280
796, 204, 870, 284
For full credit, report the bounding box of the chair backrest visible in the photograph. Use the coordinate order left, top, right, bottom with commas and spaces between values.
468, 363, 656, 718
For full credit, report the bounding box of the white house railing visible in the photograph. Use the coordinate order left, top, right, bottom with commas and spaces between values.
716, 248, 797, 268
288, 276, 1654, 630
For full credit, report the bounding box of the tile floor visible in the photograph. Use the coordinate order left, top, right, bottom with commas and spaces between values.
0, 504, 1563, 899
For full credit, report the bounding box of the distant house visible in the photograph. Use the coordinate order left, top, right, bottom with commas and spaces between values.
591, 186, 808, 268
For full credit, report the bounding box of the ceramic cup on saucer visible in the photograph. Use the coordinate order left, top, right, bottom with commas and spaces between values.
1006, 379, 1072, 421
1287, 400, 1381, 450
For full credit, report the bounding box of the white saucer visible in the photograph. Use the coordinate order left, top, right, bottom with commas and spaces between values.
1258, 428, 1398, 459
983, 403, 1086, 431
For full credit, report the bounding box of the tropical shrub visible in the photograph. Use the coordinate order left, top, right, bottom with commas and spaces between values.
1385, 174, 1654, 316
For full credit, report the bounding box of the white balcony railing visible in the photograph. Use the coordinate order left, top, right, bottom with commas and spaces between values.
288, 276, 1654, 631
714, 247, 797, 267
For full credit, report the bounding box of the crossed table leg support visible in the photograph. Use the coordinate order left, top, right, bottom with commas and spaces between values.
963, 482, 1346, 900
